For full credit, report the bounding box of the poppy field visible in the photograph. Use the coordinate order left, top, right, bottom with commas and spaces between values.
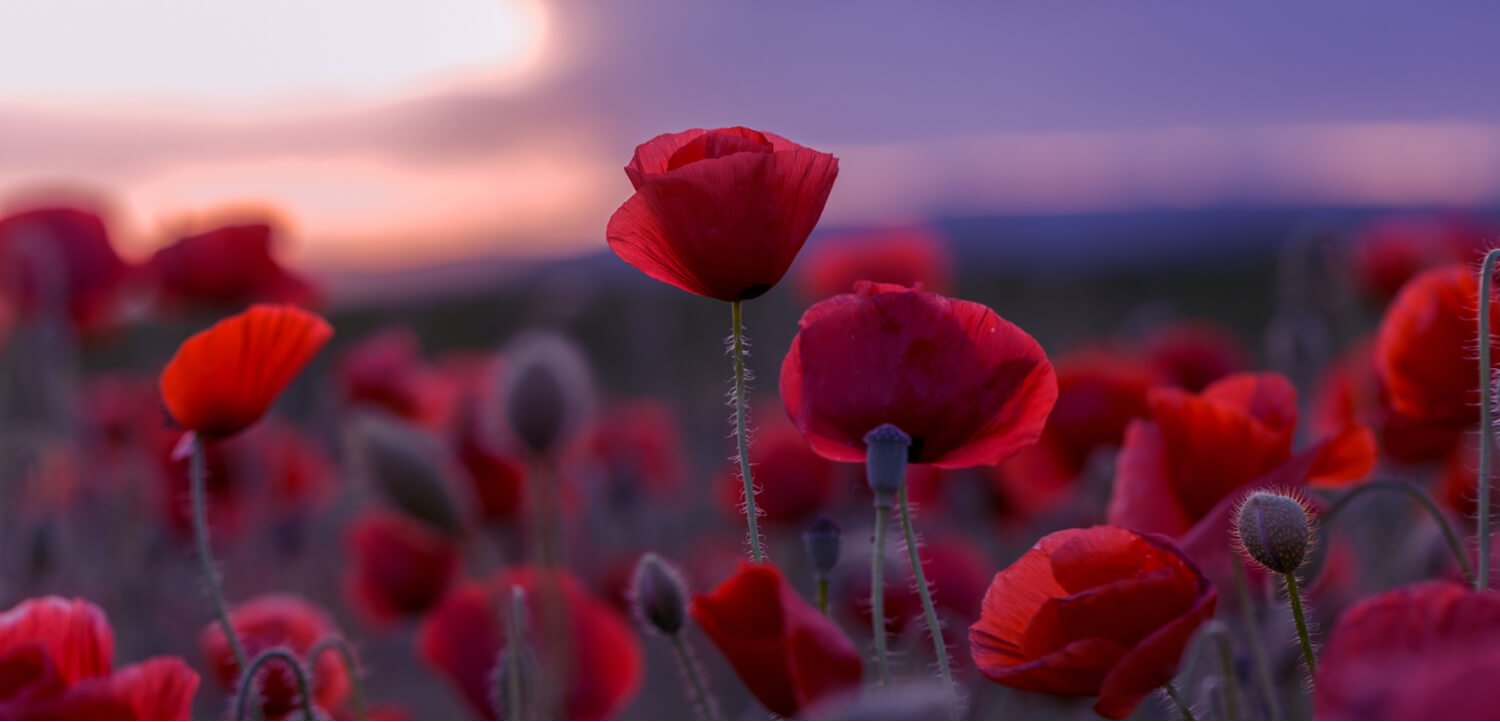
0, 122, 1498, 722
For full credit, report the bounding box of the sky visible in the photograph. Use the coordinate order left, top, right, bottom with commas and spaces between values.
3, 2, 1500, 269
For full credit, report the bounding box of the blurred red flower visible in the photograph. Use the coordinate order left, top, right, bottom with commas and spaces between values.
1316, 581, 1500, 719
581, 399, 686, 501
968, 526, 1216, 719
796, 226, 954, 300
149, 425, 247, 538
606, 126, 839, 302
160, 304, 332, 439
1351, 215, 1490, 300
0, 206, 130, 332
691, 562, 863, 717
201, 595, 349, 719
781, 282, 1057, 467
1376, 264, 1500, 430
1141, 321, 1249, 393
1310, 337, 1464, 464
417, 568, 643, 720
345, 510, 460, 623
1107, 372, 1374, 574
719, 415, 841, 525
338, 327, 453, 427
0, 596, 198, 720
148, 222, 318, 310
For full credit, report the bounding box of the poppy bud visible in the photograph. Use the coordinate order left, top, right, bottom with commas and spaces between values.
630, 553, 689, 636
1234, 491, 1313, 574
349, 412, 464, 534
496, 332, 593, 458
803, 515, 842, 580
863, 423, 911, 508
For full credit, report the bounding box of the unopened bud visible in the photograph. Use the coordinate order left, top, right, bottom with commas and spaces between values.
496, 332, 592, 458
631, 553, 689, 636
1234, 491, 1313, 574
349, 412, 464, 534
803, 515, 842, 579
864, 424, 911, 508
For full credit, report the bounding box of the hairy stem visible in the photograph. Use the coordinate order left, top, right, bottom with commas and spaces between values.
870, 504, 892, 685
1480, 249, 1500, 590
191, 436, 248, 671
1283, 573, 1317, 680
898, 485, 959, 719
669, 634, 720, 721
1165, 682, 1196, 722
234, 648, 316, 721
730, 301, 762, 563
308, 636, 366, 720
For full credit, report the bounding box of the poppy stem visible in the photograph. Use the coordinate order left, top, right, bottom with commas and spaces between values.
1231, 561, 1283, 720
870, 503, 892, 685
669, 633, 721, 721
308, 636, 366, 721
1282, 572, 1317, 680
233, 647, 316, 721
815, 576, 830, 615
1479, 248, 1500, 591
1205, 623, 1242, 721
190, 435, 248, 671
1316, 479, 1473, 584
897, 485, 959, 719
730, 300, 763, 563
1164, 682, 1196, 721
528, 457, 561, 568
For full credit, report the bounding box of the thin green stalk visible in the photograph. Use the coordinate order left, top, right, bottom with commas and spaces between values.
1481, 251, 1500, 590
898, 486, 959, 719
1283, 573, 1317, 679
308, 636, 366, 720
730, 300, 762, 563
1319, 479, 1473, 583
234, 648, 316, 720
1231, 561, 1282, 720
669, 634, 720, 721
1165, 682, 1196, 721
192, 435, 248, 671
870, 504, 892, 685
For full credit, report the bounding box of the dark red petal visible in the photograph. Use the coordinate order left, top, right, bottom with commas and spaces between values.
1305, 424, 1377, 487
1105, 421, 1195, 537
1376, 265, 1500, 427
346, 511, 460, 623
1095, 582, 1217, 719
100, 657, 200, 721
0, 597, 113, 685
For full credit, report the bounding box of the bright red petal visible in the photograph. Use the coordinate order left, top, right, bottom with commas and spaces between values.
0, 597, 113, 685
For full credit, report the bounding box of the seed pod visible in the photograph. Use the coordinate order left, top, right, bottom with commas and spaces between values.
803, 515, 842, 579
863, 424, 912, 508
631, 553, 689, 636
1234, 491, 1313, 574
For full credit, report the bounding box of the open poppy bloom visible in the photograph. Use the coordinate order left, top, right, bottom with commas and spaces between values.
345, 509, 460, 623
718, 414, 841, 525
0, 596, 199, 720
1311, 337, 1465, 464
1107, 372, 1375, 576
148, 222, 319, 310
201, 594, 349, 718
160, 304, 333, 439
795, 226, 955, 300
781, 281, 1057, 467
1375, 264, 1500, 429
580, 399, 687, 502
1316, 581, 1500, 719
969, 526, 1216, 719
1141, 321, 1249, 393
418, 567, 643, 720
606, 126, 839, 302
338, 327, 453, 426
1350, 214, 1489, 300
691, 562, 863, 717
0, 205, 131, 332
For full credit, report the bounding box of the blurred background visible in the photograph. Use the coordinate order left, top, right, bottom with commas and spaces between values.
1, 2, 1496, 719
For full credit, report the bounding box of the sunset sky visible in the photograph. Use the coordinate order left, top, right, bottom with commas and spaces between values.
3, 2, 1499, 270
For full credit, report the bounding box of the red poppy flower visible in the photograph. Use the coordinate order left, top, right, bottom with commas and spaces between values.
1316, 581, 1500, 719
580, 399, 686, 500
969, 526, 1216, 719
1351, 214, 1489, 300
1376, 264, 1500, 429
346, 510, 460, 623
841, 535, 991, 638
160, 304, 333, 439
606, 126, 839, 302
255, 423, 337, 512
719, 415, 841, 525
148, 222, 318, 309
691, 562, 863, 717
0, 205, 131, 332
0, 596, 199, 720
417, 567, 643, 720
201, 595, 349, 718
796, 226, 954, 300
1142, 321, 1248, 393
338, 327, 452, 426
781, 282, 1058, 467
1310, 337, 1464, 464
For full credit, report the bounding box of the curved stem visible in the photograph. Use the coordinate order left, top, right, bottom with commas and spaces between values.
1319, 479, 1473, 583
308, 636, 366, 720
1231, 561, 1283, 721
1165, 682, 1196, 721
869, 504, 892, 685
669, 634, 720, 721
1480, 249, 1500, 590
730, 300, 762, 563
234, 648, 316, 721
191, 435, 248, 671
898, 485, 959, 719
1283, 573, 1317, 680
